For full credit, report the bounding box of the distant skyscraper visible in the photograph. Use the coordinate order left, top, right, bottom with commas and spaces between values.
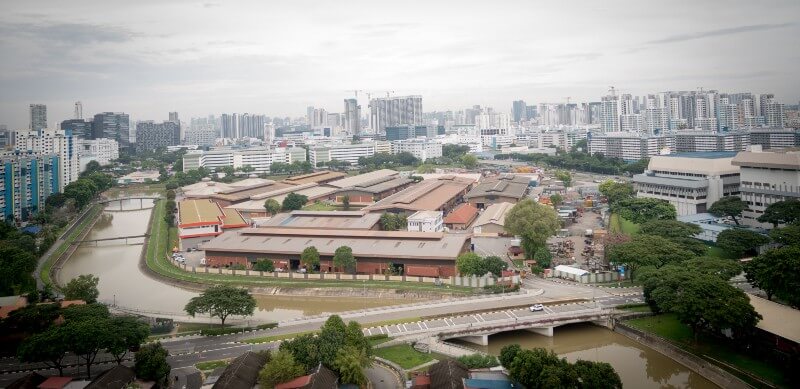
600, 95, 620, 132
92, 112, 130, 149
369, 95, 423, 133
74, 101, 83, 119
135, 121, 180, 152
344, 98, 361, 135
61, 119, 94, 139
169, 112, 179, 122
512, 100, 527, 123
29, 104, 47, 130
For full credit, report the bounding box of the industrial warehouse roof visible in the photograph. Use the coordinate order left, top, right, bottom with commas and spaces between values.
364, 176, 473, 212
732, 149, 800, 170
203, 227, 470, 260
223, 184, 335, 212
282, 170, 347, 185
443, 203, 479, 225
208, 181, 298, 203
261, 211, 381, 229
473, 202, 513, 228
248, 182, 317, 201
179, 199, 247, 227
464, 174, 529, 200
748, 294, 800, 344
335, 175, 414, 194
326, 169, 399, 188
181, 178, 277, 198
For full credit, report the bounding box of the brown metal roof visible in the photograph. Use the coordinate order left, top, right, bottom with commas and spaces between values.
464, 175, 529, 200
261, 211, 381, 230
282, 170, 347, 185
364, 176, 473, 212
444, 203, 479, 225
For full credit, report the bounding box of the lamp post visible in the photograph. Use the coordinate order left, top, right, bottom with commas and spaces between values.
363, 280, 367, 316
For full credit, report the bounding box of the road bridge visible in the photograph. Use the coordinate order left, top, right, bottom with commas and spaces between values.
98, 196, 161, 211
73, 234, 149, 245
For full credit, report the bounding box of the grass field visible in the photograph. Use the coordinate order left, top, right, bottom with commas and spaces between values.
242, 330, 317, 344
373, 344, 435, 369
40, 204, 102, 288
626, 314, 787, 387
143, 200, 474, 293
195, 359, 229, 371
609, 213, 640, 234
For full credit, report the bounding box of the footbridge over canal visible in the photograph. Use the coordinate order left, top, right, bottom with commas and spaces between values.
362, 301, 615, 346
98, 196, 162, 211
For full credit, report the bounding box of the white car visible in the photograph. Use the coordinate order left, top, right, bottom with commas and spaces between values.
529, 304, 545, 312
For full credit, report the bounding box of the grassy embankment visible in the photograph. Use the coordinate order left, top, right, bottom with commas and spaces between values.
144, 199, 474, 293
40, 203, 102, 288
626, 314, 788, 388
373, 344, 436, 369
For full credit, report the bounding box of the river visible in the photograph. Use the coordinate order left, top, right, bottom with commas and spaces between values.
452, 324, 717, 389
57, 196, 408, 322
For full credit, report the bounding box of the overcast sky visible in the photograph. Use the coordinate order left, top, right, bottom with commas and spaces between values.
1, 0, 798, 128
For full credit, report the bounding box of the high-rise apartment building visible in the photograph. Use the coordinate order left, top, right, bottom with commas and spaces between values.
369, 95, 423, 133
135, 121, 180, 152
344, 99, 361, 135
77, 138, 119, 170
169, 112, 179, 122
1, 153, 60, 221
60, 119, 94, 139
588, 132, 673, 161
92, 112, 130, 149
74, 101, 83, 120
29, 104, 47, 131
599, 95, 620, 132
14, 129, 79, 190
512, 100, 527, 123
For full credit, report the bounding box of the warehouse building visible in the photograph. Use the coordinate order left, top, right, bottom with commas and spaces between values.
364, 176, 474, 215
472, 202, 513, 235
464, 174, 529, 209
332, 175, 414, 203
732, 147, 800, 227
177, 199, 248, 249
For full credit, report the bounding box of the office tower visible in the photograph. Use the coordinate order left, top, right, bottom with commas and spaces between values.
344, 98, 361, 135
184, 127, 217, 146
60, 119, 94, 139
762, 95, 786, 128
385, 125, 435, 141
600, 95, 620, 132
512, 100, 527, 123
369, 95, 423, 133
92, 112, 130, 149
29, 104, 47, 131
135, 121, 180, 152
620, 94, 635, 116
525, 105, 538, 121
221, 113, 237, 138
14, 129, 79, 190
1, 154, 60, 221
169, 112, 179, 122
74, 101, 83, 119
0, 125, 14, 149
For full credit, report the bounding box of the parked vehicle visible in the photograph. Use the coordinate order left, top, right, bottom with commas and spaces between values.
529, 304, 545, 312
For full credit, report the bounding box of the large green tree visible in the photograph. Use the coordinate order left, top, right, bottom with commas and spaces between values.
607, 235, 694, 282
301, 246, 320, 270
554, 170, 572, 187
134, 342, 171, 384
461, 154, 478, 169
598, 180, 634, 205
639, 219, 706, 256
769, 224, 800, 247
282, 193, 309, 211
456, 252, 484, 276
335, 346, 370, 386
264, 199, 281, 216
504, 199, 561, 260
184, 285, 256, 327
106, 316, 150, 364
62, 274, 100, 303
708, 196, 748, 226
757, 199, 800, 227
64, 314, 112, 378
259, 350, 305, 388
533, 247, 553, 269
0, 246, 37, 296
17, 326, 70, 376
614, 198, 677, 224
333, 246, 356, 273
501, 346, 622, 389
744, 246, 800, 307
716, 229, 770, 258
279, 333, 319, 370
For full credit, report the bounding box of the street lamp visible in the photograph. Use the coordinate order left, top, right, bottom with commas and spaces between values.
363, 280, 367, 316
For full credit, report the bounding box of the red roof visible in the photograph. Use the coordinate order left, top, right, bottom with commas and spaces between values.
443, 203, 479, 225
38, 377, 73, 389
275, 375, 312, 389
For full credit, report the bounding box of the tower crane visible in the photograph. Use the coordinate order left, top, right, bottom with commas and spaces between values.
608, 86, 617, 97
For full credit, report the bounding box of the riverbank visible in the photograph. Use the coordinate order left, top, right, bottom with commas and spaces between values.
141, 198, 478, 297
39, 203, 103, 289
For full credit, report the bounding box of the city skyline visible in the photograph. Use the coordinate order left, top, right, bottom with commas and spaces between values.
1, 0, 799, 128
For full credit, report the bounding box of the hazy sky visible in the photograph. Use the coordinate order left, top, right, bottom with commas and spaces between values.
1, 0, 798, 128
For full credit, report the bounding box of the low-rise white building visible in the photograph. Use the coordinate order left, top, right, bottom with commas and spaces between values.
588, 132, 674, 161
78, 138, 119, 171
406, 210, 443, 232
309, 142, 376, 167
732, 147, 800, 227
182, 147, 306, 173
391, 139, 442, 161
117, 170, 160, 185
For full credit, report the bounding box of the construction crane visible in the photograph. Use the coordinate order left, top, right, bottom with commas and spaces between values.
608, 86, 617, 97
381, 90, 395, 98
346, 90, 363, 99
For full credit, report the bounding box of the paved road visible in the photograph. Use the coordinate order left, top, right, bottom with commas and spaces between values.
366, 363, 403, 389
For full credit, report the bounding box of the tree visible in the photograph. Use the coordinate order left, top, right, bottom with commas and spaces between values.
573, 360, 623, 389
62, 274, 100, 303
65, 317, 112, 378
279, 333, 320, 370
674, 256, 743, 281
614, 198, 676, 224
598, 180, 634, 205
165, 189, 176, 200
716, 229, 770, 258
554, 170, 572, 187
607, 235, 694, 282
708, 196, 748, 226
18, 326, 69, 376
301, 246, 320, 270
639, 219, 706, 256
317, 315, 347, 368
106, 317, 150, 364
758, 199, 800, 227
379, 213, 406, 231
549, 193, 563, 208
769, 224, 800, 247
533, 247, 553, 268
342, 195, 351, 210
335, 346, 370, 386
259, 350, 305, 388
0, 246, 37, 296
253, 259, 275, 272
456, 252, 484, 276
483, 256, 507, 277
504, 199, 561, 260
264, 199, 281, 216
333, 246, 356, 273
745, 246, 800, 307
282, 193, 308, 211
457, 354, 500, 368
499, 344, 522, 367
461, 154, 478, 169
504, 347, 579, 389
134, 342, 171, 383
184, 285, 256, 327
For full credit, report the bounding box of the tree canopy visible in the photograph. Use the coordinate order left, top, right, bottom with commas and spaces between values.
613, 198, 677, 224
379, 213, 407, 231
301, 246, 321, 270
456, 253, 507, 277
333, 246, 356, 273
504, 199, 561, 260
554, 170, 572, 187
264, 199, 281, 216
260, 350, 305, 388
716, 228, 770, 258
63, 274, 100, 303
607, 235, 694, 281
744, 246, 800, 307
184, 285, 256, 327
461, 154, 478, 169
708, 196, 748, 226
769, 224, 800, 247
638, 219, 706, 256
757, 199, 800, 227
282, 193, 308, 211
134, 342, 171, 384
500, 345, 622, 389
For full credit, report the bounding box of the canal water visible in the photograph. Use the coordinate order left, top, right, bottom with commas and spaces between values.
57, 197, 406, 321
452, 324, 717, 389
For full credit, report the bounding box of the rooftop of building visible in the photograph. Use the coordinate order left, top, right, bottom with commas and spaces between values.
281, 170, 347, 185
205, 182, 299, 203
180, 178, 275, 197
364, 176, 474, 213
408, 210, 443, 221
748, 294, 800, 344
327, 169, 399, 188
260, 211, 381, 229
464, 174, 529, 200
203, 227, 470, 260
444, 203, 479, 225
336, 175, 414, 194
473, 202, 514, 227
645, 153, 739, 176
178, 199, 246, 227
732, 149, 800, 170
660, 151, 739, 159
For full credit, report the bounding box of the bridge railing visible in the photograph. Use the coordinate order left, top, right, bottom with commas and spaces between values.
434, 307, 613, 338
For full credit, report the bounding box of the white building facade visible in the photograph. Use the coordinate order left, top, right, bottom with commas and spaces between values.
14, 129, 79, 190
391, 139, 443, 161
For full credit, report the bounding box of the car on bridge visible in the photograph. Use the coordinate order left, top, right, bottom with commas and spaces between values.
529, 304, 544, 312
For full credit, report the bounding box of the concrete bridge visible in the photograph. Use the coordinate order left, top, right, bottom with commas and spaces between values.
99, 196, 161, 211
73, 234, 150, 245
362, 301, 614, 346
